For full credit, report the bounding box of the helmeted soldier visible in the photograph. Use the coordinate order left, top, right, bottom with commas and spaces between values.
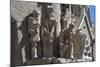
28, 10, 40, 59
59, 23, 74, 58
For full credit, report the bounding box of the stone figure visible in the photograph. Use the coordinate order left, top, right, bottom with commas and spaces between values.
42, 19, 57, 58
59, 23, 74, 58
28, 10, 40, 59
71, 29, 86, 59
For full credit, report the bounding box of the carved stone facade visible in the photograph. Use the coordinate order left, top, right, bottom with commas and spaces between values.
11, 0, 95, 66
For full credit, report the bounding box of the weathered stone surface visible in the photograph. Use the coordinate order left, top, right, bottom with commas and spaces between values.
25, 59, 51, 65
71, 30, 85, 59
11, 0, 95, 65
11, 17, 23, 66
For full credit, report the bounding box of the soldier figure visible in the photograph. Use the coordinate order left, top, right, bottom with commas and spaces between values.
28, 10, 40, 59
59, 23, 74, 59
